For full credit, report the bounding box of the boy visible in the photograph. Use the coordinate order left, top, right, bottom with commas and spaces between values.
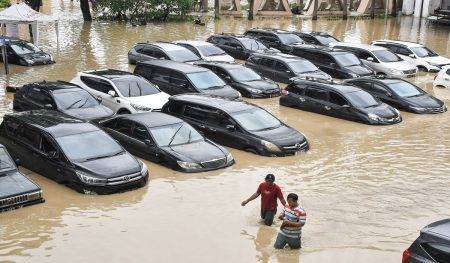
274, 193, 306, 249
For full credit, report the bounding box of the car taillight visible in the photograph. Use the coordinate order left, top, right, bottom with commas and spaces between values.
281, 90, 289, 96
402, 249, 411, 263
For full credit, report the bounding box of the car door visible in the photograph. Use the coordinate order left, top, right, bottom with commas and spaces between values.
139, 46, 158, 61
182, 104, 218, 140
303, 86, 328, 114
327, 91, 356, 121
129, 123, 162, 163
106, 118, 135, 150
218, 38, 235, 57
80, 76, 120, 111
22, 86, 45, 110
357, 50, 381, 73
258, 58, 276, 80
170, 71, 196, 95
274, 61, 293, 83
209, 110, 248, 149
227, 39, 244, 59
395, 45, 415, 64
15, 126, 46, 174
314, 53, 336, 76
371, 83, 402, 108
146, 67, 171, 94
40, 134, 72, 184
259, 34, 279, 50
284, 84, 307, 109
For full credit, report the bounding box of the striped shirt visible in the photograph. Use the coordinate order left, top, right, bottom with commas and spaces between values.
280, 204, 306, 238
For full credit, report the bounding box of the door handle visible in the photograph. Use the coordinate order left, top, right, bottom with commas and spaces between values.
299, 97, 306, 102
209, 128, 216, 132
324, 106, 331, 110
199, 125, 206, 129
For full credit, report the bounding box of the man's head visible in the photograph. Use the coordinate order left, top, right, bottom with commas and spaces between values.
265, 174, 275, 186
287, 193, 299, 207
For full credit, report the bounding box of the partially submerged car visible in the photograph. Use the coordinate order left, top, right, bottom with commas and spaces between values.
128, 41, 201, 64
173, 40, 234, 63
0, 37, 54, 66
434, 65, 450, 89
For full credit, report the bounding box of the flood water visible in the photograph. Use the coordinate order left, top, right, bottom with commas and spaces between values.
1, 1, 450, 262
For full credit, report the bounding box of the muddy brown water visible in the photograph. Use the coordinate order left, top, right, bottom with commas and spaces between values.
1, 1, 450, 262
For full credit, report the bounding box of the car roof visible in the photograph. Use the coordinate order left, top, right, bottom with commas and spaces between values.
83, 69, 134, 78
349, 76, 406, 85
212, 33, 254, 41
136, 42, 187, 51
138, 60, 209, 73
422, 219, 450, 239
246, 28, 294, 34
169, 94, 256, 113
24, 81, 82, 93
117, 112, 183, 128
7, 110, 98, 138
332, 43, 386, 51
196, 61, 243, 70
294, 45, 350, 55
250, 53, 306, 62
293, 79, 362, 93
374, 40, 423, 47
174, 40, 214, 46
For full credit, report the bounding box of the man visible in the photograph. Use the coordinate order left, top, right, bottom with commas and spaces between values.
241, 174, 286, 226
274, 193, 306, 249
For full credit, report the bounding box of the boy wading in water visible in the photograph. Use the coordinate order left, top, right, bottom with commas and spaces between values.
274, 193, 306, 249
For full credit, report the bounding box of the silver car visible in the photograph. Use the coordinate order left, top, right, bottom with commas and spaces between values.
128, 42, 201, 65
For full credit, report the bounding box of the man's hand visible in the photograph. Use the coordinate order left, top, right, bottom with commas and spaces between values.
241, 200, 248, 206
278, 215, 284, 220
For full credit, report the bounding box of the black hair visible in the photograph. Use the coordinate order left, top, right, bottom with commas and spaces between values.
287, 193, 298, 201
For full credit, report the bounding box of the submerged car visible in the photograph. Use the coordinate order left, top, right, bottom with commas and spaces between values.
280, 78, 402, 125
0, 111, 149, 195
162, 94, 309, 156
0, 144, 44, 212
195, 61, 281, 98
100, 112, 235, 172
291, 31, 340, 46
345, 77, 447, 114
127, 41, 201, 64
434, 65, 450, 88
13, 81, 114, 121
402, 219, 450, 263
244, 28, 305, 54
0, 38, 55, 66
173, 40, 235, 63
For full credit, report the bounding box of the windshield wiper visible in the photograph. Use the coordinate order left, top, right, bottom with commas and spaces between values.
83, 151, 124, 162
168, 124, 184, 147
205, 85, 224, 90
406, 93, 423, 98
253, 124, 282, 132
78, 99, 88, 108
66, 99, 82, 110
136, 82, 143, 96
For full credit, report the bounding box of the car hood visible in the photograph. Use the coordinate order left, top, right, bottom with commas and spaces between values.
201, 85, 240, 99
347, 65, 374, 76
63, 105, 114, 121
384, 60, 416, 70
203, 54, 234, 63
161, 140, 226, 163
359, 103, 399, 118
0, 171, 41, 199
255, 48, 280, 54
239, 80, 279, 90
423, 56, 450, 66
20, 52, 52, 62
125, 92, 170, 109
74, 153, 141, 178
250, 124, 305, 146
402, 94, 444, 108
295, 70, 331, 80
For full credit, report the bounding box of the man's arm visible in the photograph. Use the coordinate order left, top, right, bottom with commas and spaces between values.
241, 192, 260, 206
277, 187, 286, 206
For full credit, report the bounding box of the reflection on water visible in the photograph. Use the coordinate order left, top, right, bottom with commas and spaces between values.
0, 1, 450, 262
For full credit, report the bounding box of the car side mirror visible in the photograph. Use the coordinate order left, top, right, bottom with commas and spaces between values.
342, 104, 350, 108
96, 96, 102, 102
408, 54, 415, 58
47, 151, 59, 159
44, 104, 53, 109
386, 92, 392, 97
145, 139, 154, 146
286, 70, 291, 73
236, 46, 243, 50
226, 124, 236, 132
367, 57, 374, 62
108, 90, 117, 97
224, 75, 231, 81
330, 62, 337, 68
14, 158, 20, 166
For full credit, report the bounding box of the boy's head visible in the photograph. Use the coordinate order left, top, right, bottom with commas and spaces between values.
287, 193, 299, 207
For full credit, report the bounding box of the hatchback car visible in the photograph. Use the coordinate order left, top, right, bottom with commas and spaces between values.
71, 69, 170, 114
13, 81, 114, 121
372, 40, 450, 72
345, 77, 447, 114
173, 40, 234, 63
100, 112, 235, 172
402, 219, 450, 263
291, 31, 340, 46
128, 41, 201, 64
0, 111, 149, 195
245, 53, 331, 83
162, 94, 309, 156
134, 60, 241, 99
0, 37, 55, 66
330, 43, 417, 78
0, 144, 44, 212
244, 28, 305, 54
280, 78, 402, 125
434, 65, 450, 88
195, 61, 281, 98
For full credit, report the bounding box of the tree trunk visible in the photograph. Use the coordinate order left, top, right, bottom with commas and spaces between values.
80, 0, 92, 21
312, 0, 318, 20
343, 0, 348, 19
214, 0, 220, 19
248, 0, 254, 20
370, 0, 375, 18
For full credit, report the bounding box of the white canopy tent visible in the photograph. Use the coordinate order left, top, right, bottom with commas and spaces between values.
0, 2, 59, 46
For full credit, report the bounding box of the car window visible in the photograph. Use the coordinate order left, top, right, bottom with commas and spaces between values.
171, 71, 189, 87
132, 124, 151, 141
228, 67, 262, 82
275, 61, 288, 72
305, 86, 327, 101
133, 44, 145, 52
240, 38, 268, 51
386, 81, 424, 97
277, 34, 303, 45
116, 119, 134, 134
410, 46, 438, 57
422, 242, 450, 263
111, 76, 161, 97
40, 136, 57, 154
215, 68, 229, 79
356, 50, 374, 61
184, 105, 220, 126
259, 35, 278, 43
316, 53, 334, 65
372, 50, 402, 62
140, 47, 155, 57
260, 58, 274, 67
18, 126, 41, 149
153, 49, 168, 59
231, 108, 281, 132
446, 68, 450, 75
352, 81, 372, 90
372, 83, 388, 94
149, 67, 171, 84
396, 46, 412, 56
10, 41, 41, 55
328, 91, 348, 106
217, 37, 227, 45
102, 118, 117, 129
0, 147, 15, 171
80, 76, 115, 94
314, 35, 339, 45
4, 119, 20, 137
196, 44, 226, 56
186, 71, 225, 90
166, 49, 200, 62
286, 84, 304, 95
180, 44, 201, 57
27, 87, 53, 105
165, 101, 184, 114
288, 60, 319, 73
226, 39, 242, 48
343, 90, 379, 108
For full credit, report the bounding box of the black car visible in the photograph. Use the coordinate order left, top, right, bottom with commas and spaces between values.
195, 61, 281, 98
13, 81, 114, 121
280, 78, 402, 125
291, 32, 340, 46
100, 112, 235, 173
0, 37, 55, 66
0, 144, 44, 212
244, 28, 305, 54
162, 94, 309, 156
345, 77, 447, 114
402, 219, 450, 263
134, 60, 241, 99
245, 53, 331, 83
290, 46, 374, 79
206, 33, 279, 60
128, 41, 201, 64
0, 111, 149, 195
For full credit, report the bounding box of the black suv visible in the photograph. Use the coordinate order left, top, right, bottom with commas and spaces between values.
128, 42, 201, 64
345, 77, 447, 114
0, 144, 44, 212
245, 53, 331, 83
13, 81, 114, 121
0, 111, 149, 195
290, 46, 374, 79
280, 78, 402, 125
162, 94, 309, 156
206, 33, 279, 60
195, 61, 281, 98
134, 60, 241, 99
291, 32, 340, 46
0, 37, 55, 66
244, 28, 304, 54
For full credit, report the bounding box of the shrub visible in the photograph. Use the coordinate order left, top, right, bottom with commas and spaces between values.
0, 0, 11, 8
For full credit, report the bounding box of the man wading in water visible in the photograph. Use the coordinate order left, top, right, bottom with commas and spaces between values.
274, 193, 306, 249
241, 174, 286, 226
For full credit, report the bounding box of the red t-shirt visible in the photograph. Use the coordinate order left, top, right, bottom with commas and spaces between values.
257, 182, 283, 211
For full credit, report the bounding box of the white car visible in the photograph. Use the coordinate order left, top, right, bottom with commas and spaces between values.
372, 40, 450, 72
434, 65, 450, 88
173, 40, 235, 63
330, 42, 417, 78
71, 69, 170, 114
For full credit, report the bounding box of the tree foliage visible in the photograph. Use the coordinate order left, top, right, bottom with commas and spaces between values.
0, 0, 11, 8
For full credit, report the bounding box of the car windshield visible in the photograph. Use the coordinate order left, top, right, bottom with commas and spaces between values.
334, 53, 362, 67
150, 123, 203, 147
56, 130, 123, 162
168, 49, 200, 62
278, 34, 303, 45
410, 47, 438, 57
240, 38, 268, 51
373, 50, 402, 62
112, 77, 160, 97
187, 71, 226, 90
54, 90, 99, 110
228, 67, 262, 82
231, 108, 281, 132
387, 81, 423, 97
315, 35, 339, 45
10, 41, 42, 55
344, 90, 380, 108
288, 60, 319, 73
0, 148, 15, 171
197, 44, 226, 56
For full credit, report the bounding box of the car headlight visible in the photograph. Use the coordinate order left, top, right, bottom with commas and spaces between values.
261, 140, 281, 152
177, 161, 202, 170
409, 106, 427, 112
328, 75, 333, 81
248, 88, 262, 94
390, 69, 403, 75
349, 73, 358, 78
76, 171, 107, 185
25, 59, 34, 65
226, 153, 234, 163
368, 113, 381, 121
131, 103, 152, 111
139, 161, 148, 175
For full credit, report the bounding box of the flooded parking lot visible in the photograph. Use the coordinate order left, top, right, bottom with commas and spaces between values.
1, 1, 450, 262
